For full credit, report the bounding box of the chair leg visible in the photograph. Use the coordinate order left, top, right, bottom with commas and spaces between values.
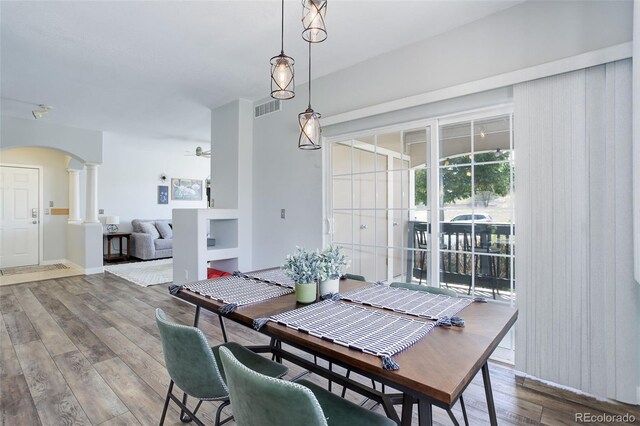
446, 409, 461, 426
214, 400, 231, 426
191, 401, 203, 417
328, 361, 332, 391
419, 252, 426, 285
159, 381, 174, 426
459, 395, 469, 426
180, 392, 191, 422
341, 370, 351, 398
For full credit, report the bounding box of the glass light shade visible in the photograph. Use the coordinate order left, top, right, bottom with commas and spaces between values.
302, 0, 327, 43
298, 107, 322, 150
270, 53, 295, 100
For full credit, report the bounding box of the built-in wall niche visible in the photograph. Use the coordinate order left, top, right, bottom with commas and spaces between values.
172, 208, 239, 285
207, 219, 238, 250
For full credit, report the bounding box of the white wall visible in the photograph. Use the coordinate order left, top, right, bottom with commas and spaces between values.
633, 0, 640, 285
210, 100, 253, 271
313, 0, 632, 118
252, 95, 324, 269
0, 147, 70, 262
100, 132, 210, 233
1, 116, 103, 163
252, 0, 633, 269
66, 222, 103, 274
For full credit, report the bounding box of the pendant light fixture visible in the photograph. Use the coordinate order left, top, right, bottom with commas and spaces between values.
302, 0, 327, 43
298, 42, 321, 150
271, 0, 295, 100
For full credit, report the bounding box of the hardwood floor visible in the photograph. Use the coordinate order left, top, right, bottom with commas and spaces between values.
1, 274, 638, 426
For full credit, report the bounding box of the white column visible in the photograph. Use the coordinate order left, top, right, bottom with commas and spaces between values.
84, 163, 99, 223
67, 169, 81, 222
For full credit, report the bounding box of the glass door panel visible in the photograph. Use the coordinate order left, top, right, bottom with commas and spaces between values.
438, 114, 514, 302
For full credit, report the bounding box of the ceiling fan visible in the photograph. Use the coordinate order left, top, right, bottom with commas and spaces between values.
185, 146, 211, 158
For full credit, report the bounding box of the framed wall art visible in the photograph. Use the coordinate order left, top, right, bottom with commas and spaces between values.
171, 178, 203, 201
158, 185, 169, 204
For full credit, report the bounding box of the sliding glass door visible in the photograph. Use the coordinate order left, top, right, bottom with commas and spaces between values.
438, 114, 515, 303
327, 107, 515, 303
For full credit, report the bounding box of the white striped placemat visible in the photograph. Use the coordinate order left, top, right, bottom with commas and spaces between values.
340, 285, 472, 320
264, 300, 434, 370
236, 268, 295, 289
183, 275, 293, 308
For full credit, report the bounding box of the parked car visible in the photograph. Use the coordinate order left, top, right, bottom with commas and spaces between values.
450, 213, 493, 222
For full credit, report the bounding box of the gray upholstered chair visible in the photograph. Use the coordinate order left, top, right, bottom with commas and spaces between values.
155, 308, 288, 426
218, 346, 395, 426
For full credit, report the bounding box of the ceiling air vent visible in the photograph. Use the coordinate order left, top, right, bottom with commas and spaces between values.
254, 99, 281, 118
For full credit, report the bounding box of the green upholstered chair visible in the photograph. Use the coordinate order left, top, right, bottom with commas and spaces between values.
155, 308, 288, 426
218, 346, 395, 426
342, 273, 366, 282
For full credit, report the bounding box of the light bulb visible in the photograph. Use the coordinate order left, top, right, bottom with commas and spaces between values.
270, 54, 295, 99
304, 114, 319, 139
275, 60, 289, 86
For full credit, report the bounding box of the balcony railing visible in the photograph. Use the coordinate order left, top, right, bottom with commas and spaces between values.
408, 221, 515, 299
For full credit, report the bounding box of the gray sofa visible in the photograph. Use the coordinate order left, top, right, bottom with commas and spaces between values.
130, 219, 173, 260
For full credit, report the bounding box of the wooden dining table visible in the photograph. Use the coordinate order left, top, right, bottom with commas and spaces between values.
172, 278, 518, 426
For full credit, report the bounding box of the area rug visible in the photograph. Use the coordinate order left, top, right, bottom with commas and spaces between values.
0, 263, 69, 276
104, 258, 173, 287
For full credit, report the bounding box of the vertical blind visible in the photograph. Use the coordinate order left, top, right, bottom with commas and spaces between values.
514, 59, 639, 404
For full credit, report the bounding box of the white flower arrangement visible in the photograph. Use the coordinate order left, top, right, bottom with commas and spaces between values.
320, 245, 349, 280
283, 247, 323, 284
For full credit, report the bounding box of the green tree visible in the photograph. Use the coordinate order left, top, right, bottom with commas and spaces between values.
414, 152, 511, 206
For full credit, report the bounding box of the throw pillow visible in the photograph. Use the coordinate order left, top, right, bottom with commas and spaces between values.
156, 222, 173, 239
207, 268, 232, 279
139, 222, 160, 239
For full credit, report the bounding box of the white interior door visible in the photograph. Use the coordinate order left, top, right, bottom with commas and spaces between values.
0, 166, 39, 268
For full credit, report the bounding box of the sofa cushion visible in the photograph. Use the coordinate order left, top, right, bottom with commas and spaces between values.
139, 222, 160, 239
154, 239, 172, 250
156, 222, 173, 239
132, 219, 153, 233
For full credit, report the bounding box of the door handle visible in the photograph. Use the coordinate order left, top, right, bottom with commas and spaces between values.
32, 220, 37, 224
360, 224, 367, 230
393, 221, 399, 226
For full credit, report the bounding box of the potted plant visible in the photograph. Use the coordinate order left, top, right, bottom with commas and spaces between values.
283, 247, 322, 304
319, 245, 348, 296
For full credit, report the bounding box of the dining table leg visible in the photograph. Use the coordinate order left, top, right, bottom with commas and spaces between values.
417, 397, 433, 426
482, 362, 498, 426
400, 394, 414, 426
192, 306, 201, 327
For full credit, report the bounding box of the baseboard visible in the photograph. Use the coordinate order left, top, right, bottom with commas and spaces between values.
65, 260, 104, 275
84, 266, 104, 275
517, 373, 640, 413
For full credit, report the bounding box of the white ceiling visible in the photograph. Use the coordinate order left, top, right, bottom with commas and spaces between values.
1, 1, 520, 142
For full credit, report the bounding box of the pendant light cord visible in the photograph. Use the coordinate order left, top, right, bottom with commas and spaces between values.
308, 42, 312, 109
280, 0, 285, 53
